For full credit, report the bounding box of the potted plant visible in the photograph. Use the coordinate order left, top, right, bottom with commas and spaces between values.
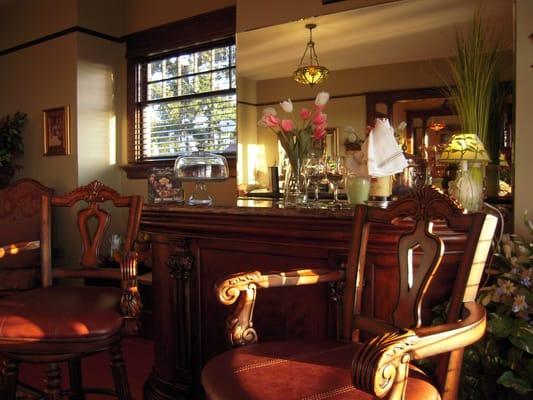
0, 111, 27, 187
460, 215, 533, 399
444, 10, 504, 204
445, 10, 501, 156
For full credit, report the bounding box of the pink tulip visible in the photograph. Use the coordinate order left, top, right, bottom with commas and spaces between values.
280, 119, 294, 132
300, 108, 311, 120
313, 112, 327, 126
262, 114, 280, 128
313, 126, 326, 140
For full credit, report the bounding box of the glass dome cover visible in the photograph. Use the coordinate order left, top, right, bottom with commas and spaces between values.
173, 148, 229, 205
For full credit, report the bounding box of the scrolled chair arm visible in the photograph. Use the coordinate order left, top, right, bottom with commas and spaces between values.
352, 301, 486, 399
216, 268, 345, 347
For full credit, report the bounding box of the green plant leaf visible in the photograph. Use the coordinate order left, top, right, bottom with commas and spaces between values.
527, 359, 533, 379
488, 313, 517, 338
509, 326, 533, 355
496, 371, 532, 395
506, 346, 523, 369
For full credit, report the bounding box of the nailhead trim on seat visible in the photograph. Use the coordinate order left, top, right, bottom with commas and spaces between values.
301, 385, 356, 400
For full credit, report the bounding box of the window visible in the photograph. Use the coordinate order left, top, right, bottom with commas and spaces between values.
133, 41, 236, 161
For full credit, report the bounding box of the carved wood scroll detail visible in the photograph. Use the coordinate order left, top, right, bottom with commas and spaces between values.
352, 329, 418, 399
219, 272, 261, 347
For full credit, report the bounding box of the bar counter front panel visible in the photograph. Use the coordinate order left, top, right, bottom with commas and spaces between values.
141, 199, 466, 400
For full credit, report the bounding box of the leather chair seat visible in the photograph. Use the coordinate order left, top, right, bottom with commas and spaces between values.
0, 286, 123, 341
202, 340, 441, 400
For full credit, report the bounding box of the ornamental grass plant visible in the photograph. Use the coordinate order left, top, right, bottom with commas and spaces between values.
444, 10, 501, 164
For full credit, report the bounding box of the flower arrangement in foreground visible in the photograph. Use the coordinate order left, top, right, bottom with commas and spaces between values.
459, 213, 533, 399
258, 92, 330, 174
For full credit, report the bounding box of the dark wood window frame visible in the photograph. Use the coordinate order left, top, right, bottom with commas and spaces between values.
123, 6, 237, 179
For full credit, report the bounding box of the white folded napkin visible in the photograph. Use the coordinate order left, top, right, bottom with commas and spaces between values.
366, 119, 407, 177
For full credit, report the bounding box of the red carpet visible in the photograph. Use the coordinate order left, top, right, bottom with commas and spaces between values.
16, 336, 153, 400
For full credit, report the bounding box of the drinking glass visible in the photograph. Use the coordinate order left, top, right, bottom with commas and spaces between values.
303, 155, 326, 206
326, 156, 346, 207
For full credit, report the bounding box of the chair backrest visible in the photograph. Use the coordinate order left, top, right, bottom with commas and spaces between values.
40, 180, 143, 287
342, 186, 494, 392
0, 179, 53, 292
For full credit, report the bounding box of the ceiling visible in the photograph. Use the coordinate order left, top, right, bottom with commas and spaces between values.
237, 0, 513, 81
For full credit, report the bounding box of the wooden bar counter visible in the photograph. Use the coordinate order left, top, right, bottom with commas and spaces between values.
141, 199, 467, 400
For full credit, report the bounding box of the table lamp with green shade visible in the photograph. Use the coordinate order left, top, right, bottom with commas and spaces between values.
439, 133, 490, 211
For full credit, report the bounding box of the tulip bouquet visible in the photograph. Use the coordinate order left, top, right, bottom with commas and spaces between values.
258, 92, 330, 178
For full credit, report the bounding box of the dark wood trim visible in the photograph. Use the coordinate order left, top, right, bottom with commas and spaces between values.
0, 26, 123, 57
121, 157, 237, 180
125, 6, 236, 59
366, 87, 445, 125
240, 86, 447, 108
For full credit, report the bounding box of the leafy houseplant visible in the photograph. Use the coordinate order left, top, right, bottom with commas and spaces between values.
459, 215, 533, 400
0, 111, 27, 187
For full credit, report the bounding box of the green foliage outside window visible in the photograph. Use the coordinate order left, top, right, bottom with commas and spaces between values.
137, 43, 236, 160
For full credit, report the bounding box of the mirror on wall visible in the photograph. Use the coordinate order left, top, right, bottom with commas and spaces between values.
236, 0, 514, 194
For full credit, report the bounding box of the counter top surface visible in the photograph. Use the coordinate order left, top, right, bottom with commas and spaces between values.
142, 197, 356, 219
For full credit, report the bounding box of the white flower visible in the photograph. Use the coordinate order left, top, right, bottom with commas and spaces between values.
502, 243, 513, 259
495, 279, 516, 297
262, 107, 277, 117
512, 294, 528, 313
280, 99, 293, 113
257, 119, 268, 128
315, 91, 330, 107
397, 121, 407, 131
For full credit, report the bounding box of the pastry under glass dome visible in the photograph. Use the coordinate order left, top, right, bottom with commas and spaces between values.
173, 148, 229, 205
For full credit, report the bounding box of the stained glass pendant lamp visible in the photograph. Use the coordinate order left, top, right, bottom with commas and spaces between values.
293, 24, 329, 86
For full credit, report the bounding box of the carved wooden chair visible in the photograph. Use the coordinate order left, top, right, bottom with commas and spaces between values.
0, 179, 53, 295
0, 180, 143, 400
202, 186, 497, 400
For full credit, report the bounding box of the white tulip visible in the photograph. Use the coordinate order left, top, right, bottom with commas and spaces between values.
315, 91, 330, 107
280, 99, 293, 113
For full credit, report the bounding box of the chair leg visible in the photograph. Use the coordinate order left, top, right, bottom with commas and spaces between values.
44, 363, 62, 400
1, 359, 19, 400
110, 341, 131, 400
68, 358, 85, 400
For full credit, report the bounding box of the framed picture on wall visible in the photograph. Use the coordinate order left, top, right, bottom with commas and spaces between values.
43, 106, 70, 156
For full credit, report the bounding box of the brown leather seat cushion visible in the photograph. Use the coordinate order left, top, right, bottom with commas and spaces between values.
202, 340, 441, 400
0, 286, 123, 340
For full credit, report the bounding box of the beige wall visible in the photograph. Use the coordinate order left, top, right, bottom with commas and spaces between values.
514, 0, 533, 238
76, 35, 124, 187
78, 0, 127, 37
236, 0, 399, 32
0, 0, 77, 51
0, 33, 80, 266
0, 36, 78, 191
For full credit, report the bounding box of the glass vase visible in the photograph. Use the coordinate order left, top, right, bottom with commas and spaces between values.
449, 161, 483, 212
283, 158, 306, 206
